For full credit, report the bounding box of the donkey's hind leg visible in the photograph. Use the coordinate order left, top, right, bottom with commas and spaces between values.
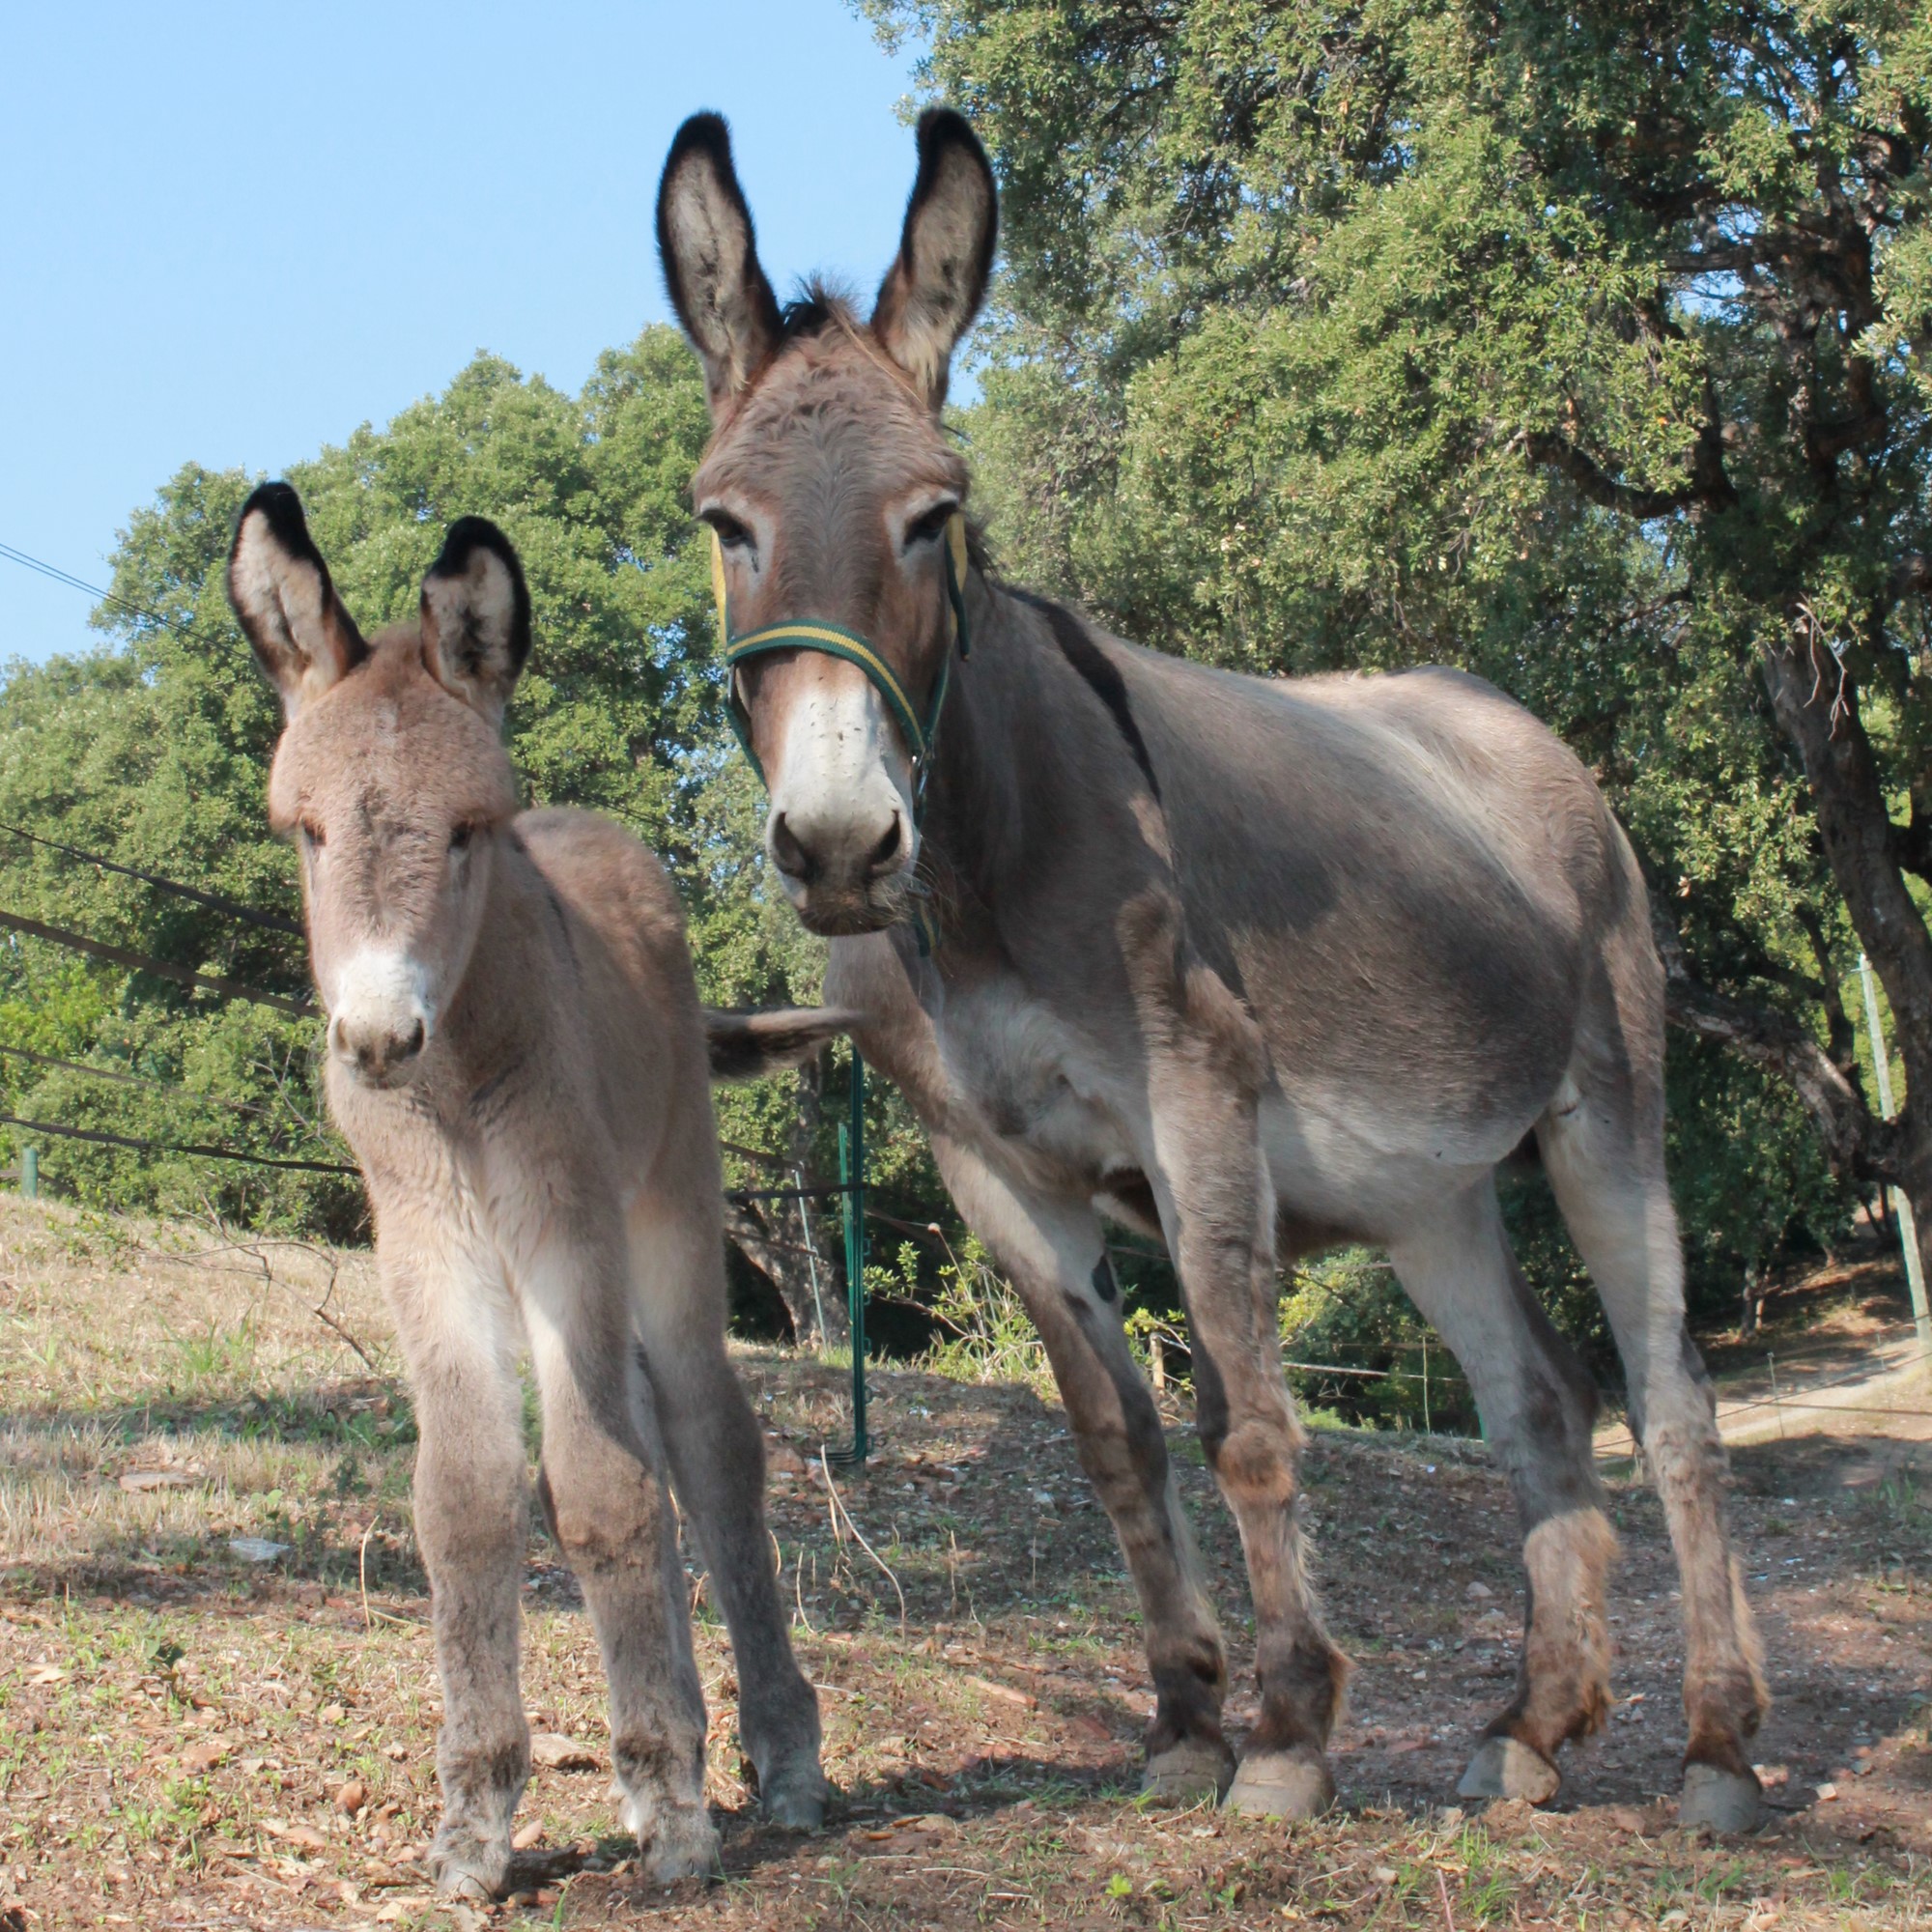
627, 1191, 826, 1831
1388, 1180, 1616, 1805
929, 1133, 1235, 1804
523, 1234, 717, 1880
1538, 1030, 1766, 1832
384, 1241, 531, 1902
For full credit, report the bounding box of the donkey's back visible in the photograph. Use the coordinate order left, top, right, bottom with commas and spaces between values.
513, 807, 715, 1181
1107, 640, 1655, 1163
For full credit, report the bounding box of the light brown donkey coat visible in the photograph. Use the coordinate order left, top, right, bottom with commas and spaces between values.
227, 484, 831, 1899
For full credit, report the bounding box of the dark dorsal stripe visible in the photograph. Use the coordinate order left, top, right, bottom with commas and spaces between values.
1012, 589, 1162, 802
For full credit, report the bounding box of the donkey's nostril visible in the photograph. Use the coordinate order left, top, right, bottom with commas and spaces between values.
865, 814, 904, 878
770, 812, 819, 884
399, 1017, 426, 1060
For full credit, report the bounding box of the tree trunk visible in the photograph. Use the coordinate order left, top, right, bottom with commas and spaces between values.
1759, 630, 1932, 1117
1755, 632, 1931, 1202
722, 1197, 843, 1349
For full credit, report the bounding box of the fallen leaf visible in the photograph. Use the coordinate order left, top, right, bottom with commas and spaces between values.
26, 1664, 65, 1687
335, 1778, 367, 1815
1464, 1579, 1493, 1600
119, 1469, 190, 1492
180, 1739, 230, 1775
265, 1820, 329, 1852
529, 1732, 602, 1772
511, 1820, 545, 1850
961, 1674, 1035, 1710
898, 1813, 958, 1833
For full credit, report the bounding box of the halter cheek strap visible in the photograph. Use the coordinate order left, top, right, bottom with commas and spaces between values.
708, 514, 971, 952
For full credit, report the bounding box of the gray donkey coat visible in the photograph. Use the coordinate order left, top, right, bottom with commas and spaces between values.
655, 109, 1767, 1831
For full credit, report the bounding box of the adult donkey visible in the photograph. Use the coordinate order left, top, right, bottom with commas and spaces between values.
228, 485, 834, 1896
654, 112, 1767, 1831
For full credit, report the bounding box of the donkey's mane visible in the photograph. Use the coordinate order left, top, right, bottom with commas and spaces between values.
779, 281, 855, 341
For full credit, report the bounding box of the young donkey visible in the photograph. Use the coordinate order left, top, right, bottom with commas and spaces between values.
227, 484, 833, 1897
656, 112, 1769, 1830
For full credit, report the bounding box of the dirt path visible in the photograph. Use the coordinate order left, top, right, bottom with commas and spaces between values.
0, 1199, 1928, 1928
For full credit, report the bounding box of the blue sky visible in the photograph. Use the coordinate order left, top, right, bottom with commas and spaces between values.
0, 2, 930, 668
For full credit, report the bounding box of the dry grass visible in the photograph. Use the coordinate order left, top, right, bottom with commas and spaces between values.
0, 1193, 1927, 1929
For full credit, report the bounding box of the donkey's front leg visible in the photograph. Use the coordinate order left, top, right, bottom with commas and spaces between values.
386, 1250, 530, 1902
523, 1236, 717, 1881
930, 1133, 1234, 1804
1135, 963, 1347, 1819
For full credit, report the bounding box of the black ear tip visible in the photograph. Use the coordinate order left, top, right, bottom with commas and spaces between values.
665, 109, 735, 175
235, 480, 319, 560
430, 515, 525, 586
916, 106, 990, 169
241, 479, 299, 517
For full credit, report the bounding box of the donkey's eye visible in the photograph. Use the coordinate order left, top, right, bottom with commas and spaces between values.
300, 820, 326, 851
701, 508, 754, 553
449, 823, 475, 854
903, 501, 958, 552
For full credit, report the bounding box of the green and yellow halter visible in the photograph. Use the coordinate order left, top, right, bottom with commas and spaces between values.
708, 514, 971, 951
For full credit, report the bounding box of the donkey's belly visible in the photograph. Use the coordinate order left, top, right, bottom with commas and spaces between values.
1258, 1089, 1506, 1241
934, 979, 1144, 1196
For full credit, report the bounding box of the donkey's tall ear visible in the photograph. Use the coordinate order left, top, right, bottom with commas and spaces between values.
871, 109, 997, 408
656, 112, 783, 414
419, 518, 531, 726
228, 482, 366, 718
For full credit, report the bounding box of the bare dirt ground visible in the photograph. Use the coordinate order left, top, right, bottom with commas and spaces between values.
0, 1195, 1927, 1930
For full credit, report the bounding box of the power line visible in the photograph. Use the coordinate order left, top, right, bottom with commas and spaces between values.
0, 1040, 312, 1124
0, 908, 315, 1018
0, 538, 198, 639
0, 1113, 358, 1179
0, 823, 302, 937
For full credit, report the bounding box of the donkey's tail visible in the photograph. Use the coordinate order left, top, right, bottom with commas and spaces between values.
702, 1007, 862, 1083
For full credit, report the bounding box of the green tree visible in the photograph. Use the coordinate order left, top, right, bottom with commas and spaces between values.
867, 0, 1932, 1322
0, 331, 858, 1282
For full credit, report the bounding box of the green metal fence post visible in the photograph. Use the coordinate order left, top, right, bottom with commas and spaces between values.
828, 1053, 868, 1466
19, 1147, 37, 1200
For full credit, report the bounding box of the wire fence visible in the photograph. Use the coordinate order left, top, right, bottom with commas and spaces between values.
1, 804, 1925, 1450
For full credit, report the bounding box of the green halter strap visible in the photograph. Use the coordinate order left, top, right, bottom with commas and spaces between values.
709, 514, 970, 952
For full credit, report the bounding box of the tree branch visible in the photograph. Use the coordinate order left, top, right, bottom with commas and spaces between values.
1526, 431, 1700, 520
1652, 907, 1885, 1181
1527, 386, 1736, 521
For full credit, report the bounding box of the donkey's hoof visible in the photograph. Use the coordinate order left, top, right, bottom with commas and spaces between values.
1225, 1747, 1335, 1820
427, 1826, 511, 1901
642, 1805, 722, 1882
759, 1762, 829, 1833
1142, 1739, 1236, 1805
1679, 1762, 1761, 1834
1457, 1737, 1560, 1805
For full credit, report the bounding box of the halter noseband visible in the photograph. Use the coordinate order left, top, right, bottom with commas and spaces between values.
708, 514, 971, 951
